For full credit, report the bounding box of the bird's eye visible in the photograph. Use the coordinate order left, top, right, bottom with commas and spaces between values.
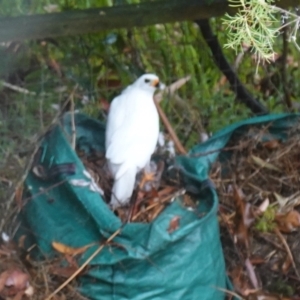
144, 79, 150, 83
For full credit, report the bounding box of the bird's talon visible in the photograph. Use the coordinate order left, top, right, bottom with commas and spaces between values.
139, 172, 155, 189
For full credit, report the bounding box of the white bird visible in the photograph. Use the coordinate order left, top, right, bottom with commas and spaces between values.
105, 74, 162, 209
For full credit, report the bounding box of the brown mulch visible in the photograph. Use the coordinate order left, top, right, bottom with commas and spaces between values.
77, 149, 194, 223
210, 124, 300, 298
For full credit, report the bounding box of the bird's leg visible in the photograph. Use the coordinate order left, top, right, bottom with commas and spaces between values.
138, 162, 156, 190
138, 170, 155, 190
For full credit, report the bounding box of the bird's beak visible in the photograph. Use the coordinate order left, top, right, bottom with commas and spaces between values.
151, 79, 160, 88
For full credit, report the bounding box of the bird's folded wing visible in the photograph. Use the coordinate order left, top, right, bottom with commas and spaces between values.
106, 133, 153, 173
105, 95, 127, 148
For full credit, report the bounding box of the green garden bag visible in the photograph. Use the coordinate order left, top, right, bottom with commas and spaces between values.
18, 112, 236, 300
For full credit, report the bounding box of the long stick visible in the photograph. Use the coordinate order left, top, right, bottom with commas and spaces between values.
45, 228, 121, 300
154, 100, 187, 155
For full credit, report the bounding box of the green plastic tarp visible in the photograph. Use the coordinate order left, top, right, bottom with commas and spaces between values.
19, 112, 300, 299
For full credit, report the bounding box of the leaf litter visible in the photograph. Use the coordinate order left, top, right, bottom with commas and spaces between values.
210, 123, 300, 298
76, 142, 194, 223
0, 235, 89, 300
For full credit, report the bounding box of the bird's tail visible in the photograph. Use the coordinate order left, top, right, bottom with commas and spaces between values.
110, 167, 136, 209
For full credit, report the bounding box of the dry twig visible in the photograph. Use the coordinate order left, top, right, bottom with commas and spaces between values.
45, 228, 122, 300
274, 227, 300, 280
153, 77, 190, 155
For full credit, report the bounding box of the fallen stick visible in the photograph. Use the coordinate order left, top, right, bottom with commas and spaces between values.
45, 228, 122, 300
274, 227, 300, 280
154, 75, 191, 104
154, 76, 191, 155
131, 188, 185, 221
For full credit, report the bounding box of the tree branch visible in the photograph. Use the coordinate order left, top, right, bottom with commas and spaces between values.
281, 18, 292, 109
0, 0, 297, 43
195, 19, 268, 115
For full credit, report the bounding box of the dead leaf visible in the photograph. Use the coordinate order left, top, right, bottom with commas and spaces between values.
274, 192, 300, 213
168, 216, 181, 233
245, 290, 296, 299
250, 256, 265, 265
24, 285, 34, 296
233, 186, 255, 251
214, 75, 227, 92
116, 206, 131, 223
99, 98, 110, 113
262, 140, 280, 150
245, 291, 281, 299
5, 270, 29, 290
228, 266, 252, 296
18, 235, 26, 249
0, 271, 10, 292
139, 188, 163, 221
48, 57, 62, 77
257, 198, 269, 214
0, 269, 29, 298
49, 265, 79, 278
52, 241, 94, 256
65, 253, 79, 268
0, 247, 12, 257
275, 210, 300, 233
251, 155, 281, 172
269, 258, 280, 272
281, 254, 292, 274
274, 192, 288, 209
14, 186, 23, 210
12, 291, 25, 300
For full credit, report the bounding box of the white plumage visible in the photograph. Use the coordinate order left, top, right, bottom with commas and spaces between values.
105, 74, 161, 209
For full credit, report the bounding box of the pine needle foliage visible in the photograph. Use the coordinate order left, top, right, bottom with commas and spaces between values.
223, 0, 280, 62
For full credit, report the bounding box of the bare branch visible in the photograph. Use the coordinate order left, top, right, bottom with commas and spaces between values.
196, 19, 268, 115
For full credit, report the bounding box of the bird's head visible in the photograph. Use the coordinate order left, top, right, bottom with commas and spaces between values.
132, 74, 163, 94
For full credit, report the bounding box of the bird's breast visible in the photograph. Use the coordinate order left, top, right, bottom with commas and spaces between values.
132, 98, 159, 136
105, 90, 160, 176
